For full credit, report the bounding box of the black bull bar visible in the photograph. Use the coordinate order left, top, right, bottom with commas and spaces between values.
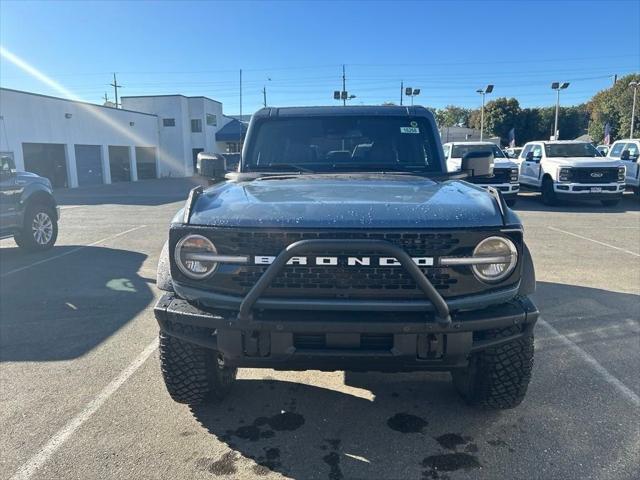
236, 239, 453, 326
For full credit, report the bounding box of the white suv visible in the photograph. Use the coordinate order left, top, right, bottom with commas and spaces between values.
442, 141, 520, 206
606, 139, 639, 194
515, 141, 626, 206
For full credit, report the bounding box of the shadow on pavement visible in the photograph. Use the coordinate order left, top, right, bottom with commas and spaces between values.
190, 375, 502, 480
53, 177, 210, 207
511, 191, 639, 213
0, 246, 153, 362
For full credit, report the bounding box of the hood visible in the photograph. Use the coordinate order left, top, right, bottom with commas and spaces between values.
187, 174, 504, 229
16, 171, 51, 186
447, 157, 516, 172
544, 157, 624, 168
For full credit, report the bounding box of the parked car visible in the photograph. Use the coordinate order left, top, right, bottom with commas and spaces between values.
606, 139, 639, 194
514, 140, 626, 206
155, 106, 538, 410
0, 154, 59, 251
596, 145, 609, 156
442, 141, 520, 206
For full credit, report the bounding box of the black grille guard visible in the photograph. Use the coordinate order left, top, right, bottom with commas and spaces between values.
237, 239, 452, 326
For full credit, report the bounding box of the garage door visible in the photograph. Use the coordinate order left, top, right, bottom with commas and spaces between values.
108, 146, 131, 183
135, 147, 157, 180
22, 143, 68, 188
75, 145, 104, 186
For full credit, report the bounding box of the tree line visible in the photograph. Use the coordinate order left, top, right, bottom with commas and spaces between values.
429, 73, 639, 146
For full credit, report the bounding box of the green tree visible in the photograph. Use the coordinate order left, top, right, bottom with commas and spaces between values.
435, 105, 471, 127
587, 73, 640, 143
476, 97, 521, 142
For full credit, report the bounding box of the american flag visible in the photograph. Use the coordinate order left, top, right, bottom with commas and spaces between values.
604, 122, 611, 145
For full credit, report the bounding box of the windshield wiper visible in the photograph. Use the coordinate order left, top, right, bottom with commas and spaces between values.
262, 163, 315, 173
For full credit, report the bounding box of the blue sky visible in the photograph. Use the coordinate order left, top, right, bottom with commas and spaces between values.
1, 0, 639, 115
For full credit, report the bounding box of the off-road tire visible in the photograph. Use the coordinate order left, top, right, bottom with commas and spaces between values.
14, 203, 58, 252
601, 199, 620, 207
452, 326, 534, 409
541, 177, 558, 206
159, 324, 236, 405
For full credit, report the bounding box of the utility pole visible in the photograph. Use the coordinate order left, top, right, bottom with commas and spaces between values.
342, 64, 347, 106
103, 92, 109, 104
239, 69, 243, 120
263, 86, 267, 108
110, 73, 122, 108
400, 81, 403, 106
614, 74, 618, 85
629, 81, 639, 138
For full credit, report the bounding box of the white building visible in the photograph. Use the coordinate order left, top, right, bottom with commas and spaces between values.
0, 89, 240, 188
121, 95, 239, 176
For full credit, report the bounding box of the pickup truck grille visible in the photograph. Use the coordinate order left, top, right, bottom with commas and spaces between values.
172, 228, 522, 300
570, 167, 619, 184
472, 167, 511, 185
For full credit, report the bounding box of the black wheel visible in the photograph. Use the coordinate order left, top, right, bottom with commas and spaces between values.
452, 326, 534, 409
159, 324, 236, 405
505, 198, 517, 207
14, 203, 58, 252
601, 199, 620, 207
541, 177, 558, 206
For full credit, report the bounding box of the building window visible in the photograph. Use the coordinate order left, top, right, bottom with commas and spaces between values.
191, 119, 202, 133
163, 118, 176, 127
226, 143, 241, 153
206, 114, 217, 126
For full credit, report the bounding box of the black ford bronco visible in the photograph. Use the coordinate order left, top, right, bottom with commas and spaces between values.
155, 106, 538, 409
0, 154, 59, 251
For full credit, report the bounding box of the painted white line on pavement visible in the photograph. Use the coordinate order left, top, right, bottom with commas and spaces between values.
540, 319, 640, 407
0, 225, 147, 278
548, 226, 640, 257
9, 338, 159, 480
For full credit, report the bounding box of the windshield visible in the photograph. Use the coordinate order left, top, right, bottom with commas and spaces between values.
544, 143, 600, 158
451, 144, 505, 159
244, 116, 442, 174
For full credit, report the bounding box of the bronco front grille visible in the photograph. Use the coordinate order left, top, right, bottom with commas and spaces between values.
171, 228, 522, 300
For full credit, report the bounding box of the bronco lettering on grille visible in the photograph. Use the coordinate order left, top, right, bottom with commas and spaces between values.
253, 256, 434, 267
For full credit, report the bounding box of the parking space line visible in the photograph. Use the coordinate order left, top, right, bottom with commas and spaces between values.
547, 226, 640, 257
540, 319, 640, 407
0, 225, 147, 278
9, 338, 159, 480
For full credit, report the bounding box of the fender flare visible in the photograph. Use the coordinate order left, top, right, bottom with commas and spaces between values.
518, 242, 536, 296
156, 241, 174, 292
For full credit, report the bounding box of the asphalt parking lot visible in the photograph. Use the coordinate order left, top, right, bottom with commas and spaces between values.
1, 178, 639, 480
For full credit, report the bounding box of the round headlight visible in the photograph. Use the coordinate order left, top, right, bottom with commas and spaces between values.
174, 234, 218, 279
471, 236, 518, 283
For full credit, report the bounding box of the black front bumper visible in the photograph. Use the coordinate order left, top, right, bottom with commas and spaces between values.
154, 293, 538, 371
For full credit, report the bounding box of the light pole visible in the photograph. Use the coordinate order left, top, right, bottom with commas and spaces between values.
476, 84, 494, 141
551, 82, 570, 140
405, 87, 421, 106
629, 81, 639, 138
333, 91, 356, 105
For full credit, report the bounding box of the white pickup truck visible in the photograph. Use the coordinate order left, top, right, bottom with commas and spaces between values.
515, 140, 626, 206
442, 141, 520, 206
606, 139, 639, 194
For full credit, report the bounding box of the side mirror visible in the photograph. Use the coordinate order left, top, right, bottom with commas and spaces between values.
620, 150, 630, 161
461, 151, 494, 178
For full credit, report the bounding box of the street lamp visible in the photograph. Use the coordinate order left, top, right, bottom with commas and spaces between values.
551, 82, 570, 140
405, 87, 421, 106
333, 90, 356, 105
476, 85, 494, 141
629, 81, 639, 138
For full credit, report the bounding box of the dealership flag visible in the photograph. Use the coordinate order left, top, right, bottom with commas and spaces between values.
604, 122, 611, 145
508, 128, 516, 148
